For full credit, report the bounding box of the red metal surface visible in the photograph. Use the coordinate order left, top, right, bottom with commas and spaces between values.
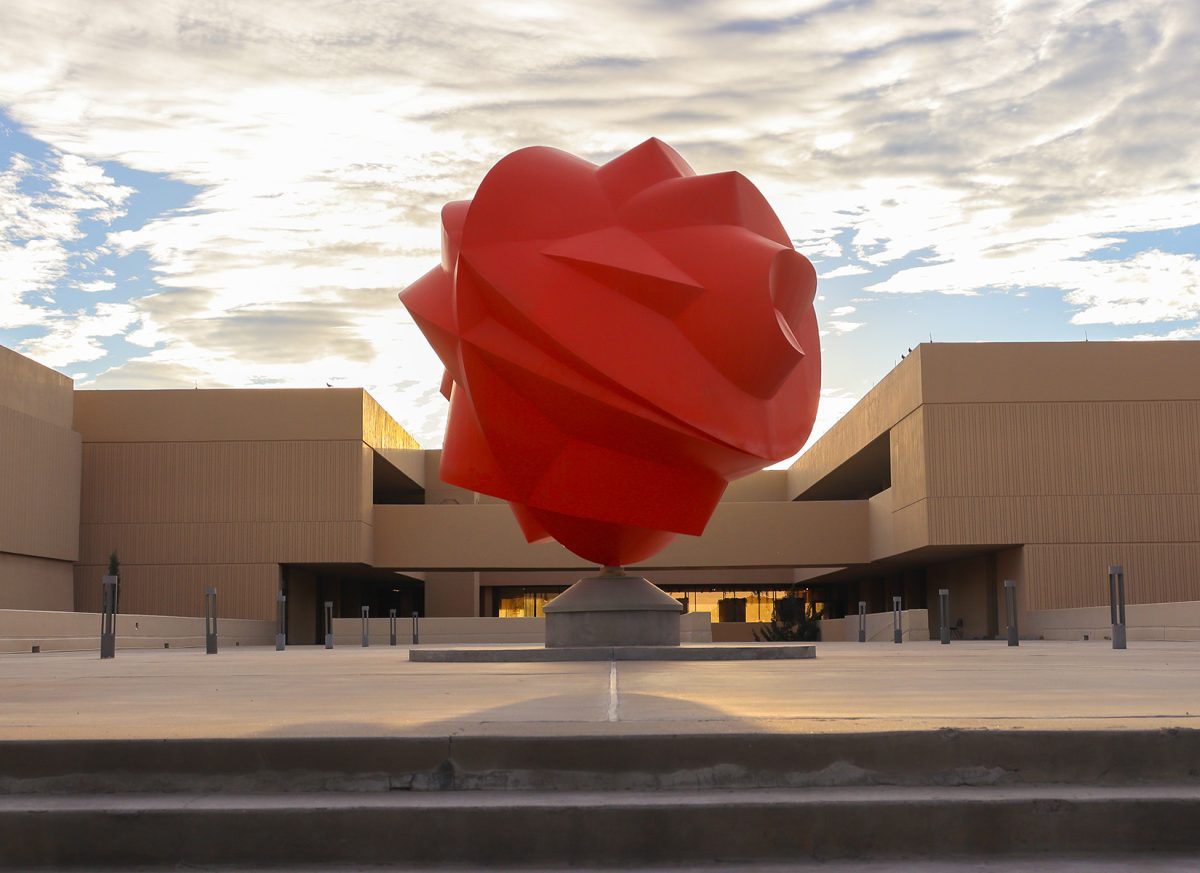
401, 138, 820, 565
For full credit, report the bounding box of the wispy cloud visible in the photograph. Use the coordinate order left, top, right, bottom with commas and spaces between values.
0, 0, 1197, 447
0, 148, 131, 328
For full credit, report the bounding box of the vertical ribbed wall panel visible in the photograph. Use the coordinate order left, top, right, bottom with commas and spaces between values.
928, 494, 1200, 545
922, 400, 1200, 610
77, 521, 371, 565
924, 401, 1200, 498
80, 440, 364, 524
0, 406, 81, 561
77, 438, 368, 619
889, 408, 927, 512
1022, 544, 1200, 610
73, 563, 278, 620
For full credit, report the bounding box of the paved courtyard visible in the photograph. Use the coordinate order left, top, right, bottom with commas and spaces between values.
3, 640, 1198, 740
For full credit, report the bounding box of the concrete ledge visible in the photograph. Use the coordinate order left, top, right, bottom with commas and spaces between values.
408, 644, 816, 662
4, 729, 1200, 795
5, 786, 1200, 867
0, 608, 274, 653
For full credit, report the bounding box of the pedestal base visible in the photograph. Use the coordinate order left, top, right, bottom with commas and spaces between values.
409, 644, 816, 662
543, 573, 684, 648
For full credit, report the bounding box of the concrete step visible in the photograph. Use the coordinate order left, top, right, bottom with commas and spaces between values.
84, 863, 1200, 873
3, 729, 1199, 794
3, 785, 1200, 868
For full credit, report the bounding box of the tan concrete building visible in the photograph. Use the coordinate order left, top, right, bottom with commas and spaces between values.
2, 340, 1198, 642
0, 346, 80, 611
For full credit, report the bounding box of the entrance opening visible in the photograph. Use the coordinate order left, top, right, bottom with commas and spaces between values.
796, 432, 890, 500
282, 563, 424, 644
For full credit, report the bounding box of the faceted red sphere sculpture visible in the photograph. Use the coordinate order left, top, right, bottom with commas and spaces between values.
401, 138, 820, 566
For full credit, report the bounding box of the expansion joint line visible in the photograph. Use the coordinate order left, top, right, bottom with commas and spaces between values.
607, 659, 619, 722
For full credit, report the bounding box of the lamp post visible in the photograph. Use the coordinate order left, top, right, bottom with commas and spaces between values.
1004, 580, 1019, 647
99, 577, 117, 659
275, 593, 286, 651
204, 587, 218, 655
1108, 565, 1127, 650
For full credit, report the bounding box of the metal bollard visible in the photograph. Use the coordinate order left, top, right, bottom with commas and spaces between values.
857, 601, 866, 643
892, 596, 902, 644
324, 601, 334, 649
389, 608, 397, 646
412, 611, 420, 645
361, 605, 370, 647
1108, 565, 1127, 650
275, 593, 286, 651
204, 587, 218, 654
939, 588, 950, 645
100, 576, 117, 659
1004, 580, 1019, 646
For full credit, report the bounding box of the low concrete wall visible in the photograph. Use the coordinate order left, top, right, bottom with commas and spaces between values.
711, 610, 930, 643
331, 612, 713, 646
1026, 600, 1200, 642
820, 609, 931, 643
712, 622, 770, 643
331, 616, 543, 646
0, 608, 274, 654
680, 611, 712, 643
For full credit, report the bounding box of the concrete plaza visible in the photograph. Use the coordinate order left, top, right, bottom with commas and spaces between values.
3, 639, 1199, 740
5, 640, 1200, 870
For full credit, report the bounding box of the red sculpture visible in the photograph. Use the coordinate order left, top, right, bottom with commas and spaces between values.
401, 138, 820, 566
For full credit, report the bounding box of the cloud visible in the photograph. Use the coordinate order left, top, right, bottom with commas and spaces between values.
18, 302, 138, 367
0, 0, 1197, 446
0, 148, 130, 330
868, 243, 1200, 325
78, 280, 116, 292
1122, 324, 1200, 341
822, 264, 871, 279
825, 320, 864, 335
1062, 250, 1200, 325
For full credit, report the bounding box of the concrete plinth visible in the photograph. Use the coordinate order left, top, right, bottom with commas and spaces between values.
409, 644, 816, 662
543, 573, 684, 648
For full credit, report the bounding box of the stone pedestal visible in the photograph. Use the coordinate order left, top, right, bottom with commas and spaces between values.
543, 571, 684, 648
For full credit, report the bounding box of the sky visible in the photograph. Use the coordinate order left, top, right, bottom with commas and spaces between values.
1, 0, 1198, 461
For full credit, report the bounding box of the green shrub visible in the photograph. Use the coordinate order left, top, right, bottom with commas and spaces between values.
755, 590, 822, 642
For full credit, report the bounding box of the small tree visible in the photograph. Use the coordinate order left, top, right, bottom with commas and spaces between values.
107, 550, 121, 615
755, 587, 822, 642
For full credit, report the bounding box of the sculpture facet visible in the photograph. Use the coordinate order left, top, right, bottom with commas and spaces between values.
401, 138, 820, 566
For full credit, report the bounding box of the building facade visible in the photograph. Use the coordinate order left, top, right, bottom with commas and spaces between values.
2, 340, 1198, 642
0, 346, 80, 611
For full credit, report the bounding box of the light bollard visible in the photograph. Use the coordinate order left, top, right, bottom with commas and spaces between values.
99, 576, 117, 659
1108, 565, 1127, 650
412, 611, 420, 645
204, 587, 218, 655
389, 608, 397, 646
1004, 579, 1019, 647
361, 605, 370, 648
892, 595, 902, 644
857, 601, 866, 643
324, 601, 334, 649
275, 593, 286, 651
939, 588, 950, 645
